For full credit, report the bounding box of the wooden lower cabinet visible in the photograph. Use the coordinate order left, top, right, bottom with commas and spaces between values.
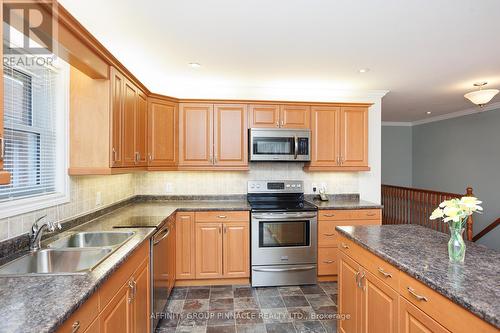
176, 213, 196, 279
100, 281, 133, 333
400, 297, 450, 333
360, 271, 399, 333
57, 242, 150, 333
195, 222, 223, 279
223, 222, 250, 278
338, 252, 362, 333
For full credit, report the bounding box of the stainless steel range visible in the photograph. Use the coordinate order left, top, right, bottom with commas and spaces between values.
248, 180, 318, 287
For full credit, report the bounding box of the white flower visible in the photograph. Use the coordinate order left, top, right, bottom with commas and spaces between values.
430, 208, 444, 220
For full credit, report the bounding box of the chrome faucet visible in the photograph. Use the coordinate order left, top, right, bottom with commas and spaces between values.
29, 215, 62, 252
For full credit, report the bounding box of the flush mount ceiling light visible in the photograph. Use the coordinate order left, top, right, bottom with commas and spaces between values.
426, 111, 432, 115
358, 68, 370, 73
464, 82, 499, 107
188, 62, 201, 69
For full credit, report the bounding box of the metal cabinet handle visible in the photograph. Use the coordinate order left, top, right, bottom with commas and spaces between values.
253, 266, 315, 272
112, 147, 116, 163
71, 320, 81, 333
341, 243, 349, 249
377, 267, 393, 278
280, 120, 284, 127
407, 287, 428, 302
133, 280, 137, 300
294, 135, 298, 159
276, 121, 280, 128
217, 215, 227, 219
153, 228, 170, 245
180, 216, 190, 220
148, 153, 153, 162
366, 212, 377, 217
355, 271, 360, 286
323, 233, 335, 236
358, 272, 366, 291
322, 260, 334, 264
224, 226, 227, 233
323, 214, 335, 217
219, 226, 222, 234
128, 280, 135, 303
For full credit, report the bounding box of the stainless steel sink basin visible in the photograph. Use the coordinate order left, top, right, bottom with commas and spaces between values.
0, 248, 113, 276
48, 231, 135, 249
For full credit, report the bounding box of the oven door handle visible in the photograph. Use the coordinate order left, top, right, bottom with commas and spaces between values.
252, 214, 317, 220
252, 266, 316, 273
294, 135, 298, 159
153, 227, 170, 246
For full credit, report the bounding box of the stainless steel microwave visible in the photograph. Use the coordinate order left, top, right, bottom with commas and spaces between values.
249, 128, 311, 161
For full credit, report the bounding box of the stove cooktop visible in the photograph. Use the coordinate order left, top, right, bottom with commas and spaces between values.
248, 199, 317, 212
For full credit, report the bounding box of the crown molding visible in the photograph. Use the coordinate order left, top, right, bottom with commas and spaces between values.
383, 101, 500, 127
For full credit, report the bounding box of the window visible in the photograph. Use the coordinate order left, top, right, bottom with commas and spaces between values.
0, 49, 69, 218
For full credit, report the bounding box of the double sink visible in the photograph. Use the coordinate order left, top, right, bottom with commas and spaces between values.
0, 231, 135, 276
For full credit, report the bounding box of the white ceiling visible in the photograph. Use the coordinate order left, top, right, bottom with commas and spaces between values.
59, 0, 500, 121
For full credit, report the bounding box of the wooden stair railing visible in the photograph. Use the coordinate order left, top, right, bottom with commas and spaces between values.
381, 185, 474, 241
472, 218, 500, 242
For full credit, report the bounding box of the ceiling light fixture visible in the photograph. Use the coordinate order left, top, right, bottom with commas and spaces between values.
426, 111, 432, 115
188, 62, 201, 69
464, 82, 499, 107
359, 68, 370, 73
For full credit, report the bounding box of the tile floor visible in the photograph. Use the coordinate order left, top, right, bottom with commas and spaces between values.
155, 283, 338, 333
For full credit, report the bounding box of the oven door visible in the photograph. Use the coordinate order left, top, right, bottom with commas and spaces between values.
251, 212, 317, 266
249, 129, 310, 161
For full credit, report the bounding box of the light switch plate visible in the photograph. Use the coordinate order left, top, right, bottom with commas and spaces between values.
95, 192, 102, 206
165, 183, 174, 193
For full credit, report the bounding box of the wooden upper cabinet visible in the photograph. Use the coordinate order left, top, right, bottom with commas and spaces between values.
176, 213, 196, 280
340, 106, 368, 168
280, 105, 310, 128
360, 271, 399, 333
309, 106, 341, 167
110, 67, 124, 167
148, 98, 178, 167
195, 222, 223, 279
179, 104, 213, 166
135, 91, 148, 166
223, 221, 250, 278
214, 104, 248, 167
122, 79, 138, 167
248, 104, 280, 128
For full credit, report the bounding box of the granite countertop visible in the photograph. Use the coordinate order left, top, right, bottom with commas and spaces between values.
336, 224, 500, 328
305, 194, 382, 210
0, 198, 251, 333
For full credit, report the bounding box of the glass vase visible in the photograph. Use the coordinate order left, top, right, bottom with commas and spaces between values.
448, 223, 466, 263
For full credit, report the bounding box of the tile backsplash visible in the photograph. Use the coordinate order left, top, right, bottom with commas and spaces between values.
0, 163, 359, 242
135, 163, 359, 195
0, 174, 135, 242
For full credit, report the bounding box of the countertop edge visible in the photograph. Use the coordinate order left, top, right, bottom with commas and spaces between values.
335, 226, 499, 329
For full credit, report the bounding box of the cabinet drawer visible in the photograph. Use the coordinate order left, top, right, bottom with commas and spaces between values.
56, 292, 99, 333
319, 209, 381, 221
318, 248, 338, 275
318, 221, 338, 247
400, 272, 497, 333
195, 211, 249, 222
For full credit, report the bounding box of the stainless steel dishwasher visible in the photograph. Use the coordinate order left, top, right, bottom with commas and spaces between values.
151, 221, 171, 331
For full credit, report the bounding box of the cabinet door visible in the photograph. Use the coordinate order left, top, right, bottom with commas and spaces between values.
310, 106, 340, 167
400, 297, 450, 333
360, 271, 398, 333
148, 99, 178, 167
110, 67, 124, 167
248, 104, 280, 128
280, 105, 310, 128
223, 222, 249, 278
176, 213, 196, 280
214, 104, 248, 167
338, 252, 361, 333
132, 259, 150, 333
122, 79, 138, 166
135, 91, 148, 166
195, 222, 223, 279
179, 104, 213, 166
100, 282, 132, 333
340, 107, 368, 167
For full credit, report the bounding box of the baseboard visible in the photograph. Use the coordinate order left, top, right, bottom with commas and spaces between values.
175, 278, 250, 287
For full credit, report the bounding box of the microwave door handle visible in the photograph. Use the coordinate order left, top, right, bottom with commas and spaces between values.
294, 135, 298, 159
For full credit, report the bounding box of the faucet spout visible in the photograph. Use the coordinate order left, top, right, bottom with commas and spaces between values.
29, 215, 62, 252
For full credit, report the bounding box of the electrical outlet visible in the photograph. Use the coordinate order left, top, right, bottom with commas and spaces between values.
95, 191, 102, 206
312, 183, 317, 193
165, 183, 174, 193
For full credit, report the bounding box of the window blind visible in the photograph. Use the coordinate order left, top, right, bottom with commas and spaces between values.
0, 63, 58, 201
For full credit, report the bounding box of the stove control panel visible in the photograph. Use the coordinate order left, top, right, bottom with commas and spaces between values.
248, 180, 304, 193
